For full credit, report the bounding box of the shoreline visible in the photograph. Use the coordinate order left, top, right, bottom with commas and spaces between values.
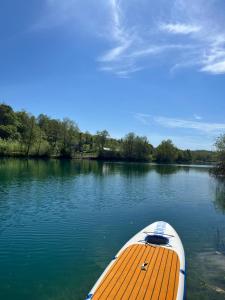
0, 154, 215, 165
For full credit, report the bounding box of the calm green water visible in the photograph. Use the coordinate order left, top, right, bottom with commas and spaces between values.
0, 159, 225, 300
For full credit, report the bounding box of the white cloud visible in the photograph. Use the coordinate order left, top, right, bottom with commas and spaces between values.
129, 44, 194, 59
99, 0, 225, 76
135, 113, 225, 134
160, 23, 201, 34
134, 113, 151, 125
199, 34, 225, 74
99, 43, 130, 62
201, 60, 225, 74
193, 114, 202, 120
109, 0, 125, 43
98, 0, 132, 63
134, 113, 219, 149
37, 0, 225, 77
154, 116, 225, 134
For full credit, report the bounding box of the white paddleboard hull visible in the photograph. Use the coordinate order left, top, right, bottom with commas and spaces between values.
86, 221, 185, 300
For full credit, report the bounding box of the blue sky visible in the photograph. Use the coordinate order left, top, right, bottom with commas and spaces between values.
1, 0, 225, 150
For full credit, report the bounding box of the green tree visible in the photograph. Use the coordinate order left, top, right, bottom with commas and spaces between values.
122, 133, 152, 161
95, 130, 109, 151
16, 112, 39, 156
133, 136, 152, 161
183, 149, 192, 162
0, 104, 17, 126
191, 150, 215, 163
35, 126, 49, 156
0, 125, 18, 139
0, 102, 218, 162
60, 118, 79, 157
155, 140, 178, 163
176, 149, 192, 163
82, 131, 94, 152
212, 134, 225, 176
38, 114, 61, 154
0, 104, 19, 139
122, 132, 135, 159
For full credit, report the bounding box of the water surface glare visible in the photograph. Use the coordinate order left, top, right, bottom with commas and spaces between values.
0, 159, 225, 300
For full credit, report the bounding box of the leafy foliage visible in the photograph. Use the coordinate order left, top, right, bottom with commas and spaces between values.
154, 140, 178, 163
121, 133, 153, 161
212, 134, 225, 176
0, 103, 217, 162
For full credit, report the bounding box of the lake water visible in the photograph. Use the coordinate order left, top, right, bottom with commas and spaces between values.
0, 159, 225, 300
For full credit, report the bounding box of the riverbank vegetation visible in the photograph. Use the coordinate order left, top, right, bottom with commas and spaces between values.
0, 103, 216, 163
211, 134, 225, 176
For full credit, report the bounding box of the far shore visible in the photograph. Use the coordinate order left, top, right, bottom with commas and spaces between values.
0, 153, 216, 165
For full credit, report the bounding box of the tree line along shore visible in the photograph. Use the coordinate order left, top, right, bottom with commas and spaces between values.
0, 103, 217, 164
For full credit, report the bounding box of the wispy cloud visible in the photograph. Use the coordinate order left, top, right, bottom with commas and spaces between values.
201, 60, 225, 74
154, 116, 225, 134
99, 0, 225, 77
97, 0, 140, 77
193, 114, 202, 120
37, 0, 225, 77
160, 23, 201, 34
134, 113, 221, 149
135, 113, 225, 134
99, 0, 130, 63
134, 113, 151, 125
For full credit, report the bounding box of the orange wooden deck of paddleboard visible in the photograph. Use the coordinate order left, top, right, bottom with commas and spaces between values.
92, 244, 180, 300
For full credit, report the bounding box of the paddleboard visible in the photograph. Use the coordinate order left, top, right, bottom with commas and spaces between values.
85, 221, 185, 300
